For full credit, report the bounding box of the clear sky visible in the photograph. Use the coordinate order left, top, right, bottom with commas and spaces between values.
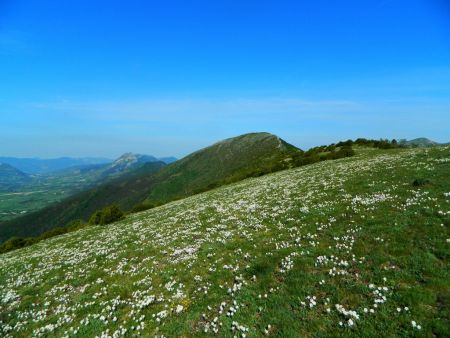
0, 0, 449, 159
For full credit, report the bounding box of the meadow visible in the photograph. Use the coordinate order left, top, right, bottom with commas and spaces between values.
0, 146, 449, 337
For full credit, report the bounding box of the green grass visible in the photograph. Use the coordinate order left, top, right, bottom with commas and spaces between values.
0, 146, 449, 337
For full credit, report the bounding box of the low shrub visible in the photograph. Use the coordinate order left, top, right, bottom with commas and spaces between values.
131, 202, 159, 213
412, 178, 431, 187
89, 204, 124, 225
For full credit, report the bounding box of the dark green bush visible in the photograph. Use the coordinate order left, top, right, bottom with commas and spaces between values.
0, 237, 33, 253
412, 178, 431, 187
38, 227, 67, 240
131, 202, 158, 213
66, 219, 87, 231
334, 146, 355, 158
89, 204, 124, 225
0, 220, 89, 254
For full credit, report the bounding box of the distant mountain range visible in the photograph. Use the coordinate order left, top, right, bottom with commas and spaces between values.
0, 154, 177, 175
0, 157, 112, 175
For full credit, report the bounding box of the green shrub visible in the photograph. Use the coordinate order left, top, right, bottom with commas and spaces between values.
89, 205, 124, 225
0, 220, 89, 254
412, 178, 431, 187
37, 227, 67, 240
0, 237, 35, 253
131, 203, 158, 213
334, 146, 355, 158
67, 219, 87, 231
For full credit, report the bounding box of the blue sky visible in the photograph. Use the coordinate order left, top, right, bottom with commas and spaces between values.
0, 0, 449, 158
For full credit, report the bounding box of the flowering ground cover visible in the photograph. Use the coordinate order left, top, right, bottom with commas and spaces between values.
1, 146, 449, 337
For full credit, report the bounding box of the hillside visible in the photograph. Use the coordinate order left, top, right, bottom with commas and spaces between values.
0, 146, 448, 337
0, 133, 300, 242
143, 132, 299, 204
0, 163, 31, 191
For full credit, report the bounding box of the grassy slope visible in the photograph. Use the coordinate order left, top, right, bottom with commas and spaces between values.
0, 133, 299, 243
0, 146, 449, 337
144, 132, 298, 203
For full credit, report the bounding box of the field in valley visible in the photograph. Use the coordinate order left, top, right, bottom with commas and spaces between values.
0, 190, 67, 222
0, 169, 110, 222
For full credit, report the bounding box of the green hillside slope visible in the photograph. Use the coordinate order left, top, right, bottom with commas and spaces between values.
143, 132, 299, 203
0, 133, 300, 243
1, 146, 448, 337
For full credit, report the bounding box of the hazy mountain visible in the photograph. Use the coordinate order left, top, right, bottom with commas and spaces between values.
158, 156, 178, 164
0, 132, 300, 242
50, 153, 170, 182
0, 154, 177, 176
100, 153, 159, 177
0, 157, 113, 175
398, 137, 449, 148
0, 163, 31, 191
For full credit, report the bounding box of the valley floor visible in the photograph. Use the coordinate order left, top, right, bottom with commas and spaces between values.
0, 190, 67, 222
0, 147, 449, 337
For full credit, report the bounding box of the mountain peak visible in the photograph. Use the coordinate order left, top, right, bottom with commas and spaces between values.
113, 153, 176, 165
202, 132, 299, 155
143, 132, 301, 203
114, 153, 152, 165
102, 153, 160, 177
